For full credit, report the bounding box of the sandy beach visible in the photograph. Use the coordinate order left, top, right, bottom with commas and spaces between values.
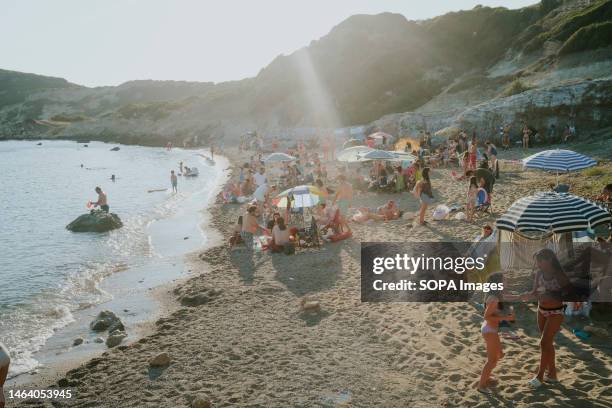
9, 145, 610, 408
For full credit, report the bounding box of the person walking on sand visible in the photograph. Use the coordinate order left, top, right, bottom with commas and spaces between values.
413, 167, 434, 226
477, 273, 515, 394
485, 141, 498, 178
0, 341, 10, 408
332, 175, 353, 220
92, 187, 109, 212
171, 170, 178, 193
466, 176, 479, 221
468, 140, 477, 171
519, 249, 572, 388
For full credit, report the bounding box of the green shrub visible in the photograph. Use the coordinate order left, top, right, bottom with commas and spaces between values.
558, 21, 612, 55
583, 167, 604, 177
500, 79, 532, 97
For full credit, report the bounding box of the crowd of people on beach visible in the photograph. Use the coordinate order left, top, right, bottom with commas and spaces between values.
220, 126, 611, 400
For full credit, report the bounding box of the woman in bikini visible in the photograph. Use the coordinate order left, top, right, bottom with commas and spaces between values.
413, 167, 434, 226
520, 249, 572, 388
477, 273, 515, 394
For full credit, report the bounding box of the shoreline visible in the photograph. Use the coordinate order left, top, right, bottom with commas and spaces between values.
9, 147, 611, 407
6, 145, 230, 390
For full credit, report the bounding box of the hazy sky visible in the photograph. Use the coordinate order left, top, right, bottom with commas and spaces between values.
1, 0, 535, 87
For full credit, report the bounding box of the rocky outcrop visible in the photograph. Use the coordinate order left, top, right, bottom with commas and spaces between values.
90, 310, 122, 332
66, 211, 122, 233
105, 331, 127, 348
372, 78, 612, 141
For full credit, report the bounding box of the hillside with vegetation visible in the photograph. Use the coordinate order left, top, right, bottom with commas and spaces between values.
0, 0, 610, 145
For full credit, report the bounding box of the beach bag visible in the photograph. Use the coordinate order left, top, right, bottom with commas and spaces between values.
432, 205, 450, 220
454, 211, 467, 220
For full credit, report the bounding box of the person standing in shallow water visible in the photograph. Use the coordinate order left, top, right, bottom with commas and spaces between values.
171, 170, 178, 193
92, 187, 109, 212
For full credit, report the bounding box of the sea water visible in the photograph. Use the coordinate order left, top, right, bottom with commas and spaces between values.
0, 140, 226, 377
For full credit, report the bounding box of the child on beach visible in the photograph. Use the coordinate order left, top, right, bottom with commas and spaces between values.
466, 176, 478, 221
478, 273, 515, 394
229, 216, 243, 247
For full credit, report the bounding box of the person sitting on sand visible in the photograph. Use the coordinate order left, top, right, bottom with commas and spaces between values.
241, 206, 265, 251
315, 202, 335, 227
477, 273, 515, 394
229, 216, 243, 247
519, 249, 573, 388
92, 187, 109, 212
270, 217, 291, 253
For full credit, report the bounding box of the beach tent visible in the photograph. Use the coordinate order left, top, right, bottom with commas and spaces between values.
264, 152, 296, 163
337, 146, 373, 162
522, 149, 597, 173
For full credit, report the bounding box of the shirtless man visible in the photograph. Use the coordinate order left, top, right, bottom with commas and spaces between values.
92, 187, 109, 212
333, 175, 353, 218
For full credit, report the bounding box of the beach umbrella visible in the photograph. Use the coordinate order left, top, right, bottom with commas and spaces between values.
342, 138, 364, 149
275, 185, 323, 208
358, 149, 398, 161
522, 149, 596, 172
337, 146, 373, 162
496, 192, 611, 234
263, 152, 296, 163
390, 151, 417, 163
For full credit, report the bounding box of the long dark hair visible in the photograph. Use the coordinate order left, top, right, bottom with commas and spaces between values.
485, 272, 504, 310
534, 248, 564, 277
277, 217, 287, 231
422, 167, 431, 183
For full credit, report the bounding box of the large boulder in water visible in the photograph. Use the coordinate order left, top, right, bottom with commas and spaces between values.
66, 212, 122, 232
90, 310, 122, 332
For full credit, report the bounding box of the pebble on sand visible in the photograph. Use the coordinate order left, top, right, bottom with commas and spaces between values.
149, 352, 171, 367
73, 338, 84, 346
191, 397, 212, 408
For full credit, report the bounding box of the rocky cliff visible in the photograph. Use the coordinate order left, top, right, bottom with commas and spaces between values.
0, 0, 610, 145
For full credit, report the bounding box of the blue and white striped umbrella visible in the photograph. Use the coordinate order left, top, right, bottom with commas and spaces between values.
522, 149, 596, 172
496, 192, 611, 234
